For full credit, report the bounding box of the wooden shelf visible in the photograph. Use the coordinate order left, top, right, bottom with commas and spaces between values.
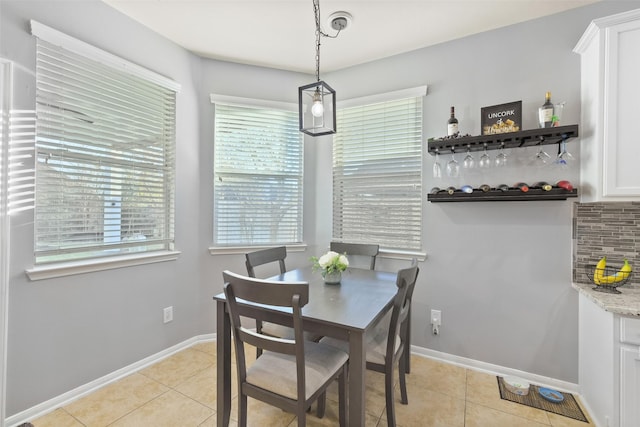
427, 124, 578, 155
427, 188, 578, 202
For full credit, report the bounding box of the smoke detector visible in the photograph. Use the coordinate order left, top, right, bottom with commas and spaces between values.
327, 11, 353, 32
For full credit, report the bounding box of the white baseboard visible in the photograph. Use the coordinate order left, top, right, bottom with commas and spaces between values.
411, 345, 580, 394
6, 336, 583, 427
5, 334, 215, 427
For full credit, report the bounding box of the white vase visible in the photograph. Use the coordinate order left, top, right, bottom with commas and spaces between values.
323, 270, 342, 285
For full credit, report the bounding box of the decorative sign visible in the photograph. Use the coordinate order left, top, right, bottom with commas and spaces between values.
481, 101, 522, 135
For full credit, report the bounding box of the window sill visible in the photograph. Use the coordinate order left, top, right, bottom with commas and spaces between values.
25, 250, 181, 281
209, 243, 308, 256
208, 245, 426, 262
379, 249, 427, 262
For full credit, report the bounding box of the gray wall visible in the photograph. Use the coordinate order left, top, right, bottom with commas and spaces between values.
322, 0, 640, 383
1, 0, 206, 416
3, 0, 640, 418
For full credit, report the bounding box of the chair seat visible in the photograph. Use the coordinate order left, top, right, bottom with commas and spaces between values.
261, 322, 324, 342
365, 324, 401, 365
247, 341, 349, 400
320, 328, 400, 365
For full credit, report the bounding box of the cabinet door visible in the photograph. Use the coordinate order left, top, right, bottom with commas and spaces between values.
620, 346, 640, 427
603, 19, 640, 198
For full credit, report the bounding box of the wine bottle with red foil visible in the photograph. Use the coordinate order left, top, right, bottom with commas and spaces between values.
447, 106, 459, 136
556, 180, 573, 191
532, 181, 552, 191
515, 182, 529, 192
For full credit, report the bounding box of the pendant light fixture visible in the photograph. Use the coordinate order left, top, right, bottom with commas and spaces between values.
299, 0, 346, 136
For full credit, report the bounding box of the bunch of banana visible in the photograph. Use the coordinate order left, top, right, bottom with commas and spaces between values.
593, 257, 632, 285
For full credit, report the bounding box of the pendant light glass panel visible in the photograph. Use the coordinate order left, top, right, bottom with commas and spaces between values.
298, 80, 336, 136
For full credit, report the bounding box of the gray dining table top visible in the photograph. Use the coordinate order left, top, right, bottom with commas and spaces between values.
272, 266, 398, 331
214, 266, 398, 332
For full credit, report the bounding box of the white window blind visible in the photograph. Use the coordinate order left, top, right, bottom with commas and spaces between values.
213, 102, 303, 246
333, 95, 423, 251
33, 25, 178, 264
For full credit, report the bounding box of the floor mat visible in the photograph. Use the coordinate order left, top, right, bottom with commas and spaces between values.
497, 377, 589, 423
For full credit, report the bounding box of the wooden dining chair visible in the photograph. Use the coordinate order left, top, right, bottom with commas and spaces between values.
222, 270, 348, 427
320, 263, 419, 427
245, 246, 321, 354
329, 242, 379, 270
245, 246, 289, 353
245, 246, 287, 278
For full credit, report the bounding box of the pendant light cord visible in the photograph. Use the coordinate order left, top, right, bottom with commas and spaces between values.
312, 0, 341, 82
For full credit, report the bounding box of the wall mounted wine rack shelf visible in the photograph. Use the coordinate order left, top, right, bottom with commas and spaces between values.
427, 188, 578, 202
427, 124, 578, 154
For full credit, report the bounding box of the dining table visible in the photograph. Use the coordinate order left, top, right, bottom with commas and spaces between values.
214, 266, 399, 427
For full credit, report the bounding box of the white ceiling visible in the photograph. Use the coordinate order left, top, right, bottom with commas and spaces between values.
103, 0, 600, 74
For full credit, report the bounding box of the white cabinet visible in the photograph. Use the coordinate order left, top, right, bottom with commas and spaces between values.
574, 9, 640, 202
620, 317, 640, 427
620, 346, 640, 427
579, 293, 640, 427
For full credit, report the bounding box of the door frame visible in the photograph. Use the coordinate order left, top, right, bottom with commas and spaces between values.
0, 58, 13, 427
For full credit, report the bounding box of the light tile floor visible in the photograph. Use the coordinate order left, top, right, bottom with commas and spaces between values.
30, 341, 593, 427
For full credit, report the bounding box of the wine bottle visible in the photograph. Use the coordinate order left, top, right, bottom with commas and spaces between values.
429, 187, 441, 194
556, 180, 574, 191
533, 181, 552, 191
479, 184, 491, 193
539, 92, 554, 128
515, 182, 529, 192
460, 185, 473, 193
447, 106, 459, 136
497, 184, 510, 192
446, 186, 456, 195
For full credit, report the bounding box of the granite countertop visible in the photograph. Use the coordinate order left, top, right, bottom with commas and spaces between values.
572, 282, 640, 317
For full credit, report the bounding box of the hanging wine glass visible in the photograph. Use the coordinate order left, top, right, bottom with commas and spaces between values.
533, 136, 550, 167
494, 142, 508, 167
446, 148, 459, 178
479, 143, 491, 168
554, 138, 574, 168
432, 149, 442, 178
534, 147, 551, 166
463, 145, 475, 169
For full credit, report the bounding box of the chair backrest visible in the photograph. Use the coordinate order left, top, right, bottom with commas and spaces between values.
222, 270, 309, 400
245, 246, 287, 278
386, 264, 419, 360
329, 242, 379, 270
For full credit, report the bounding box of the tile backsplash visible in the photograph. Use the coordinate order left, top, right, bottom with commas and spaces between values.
573, 202, 640, 286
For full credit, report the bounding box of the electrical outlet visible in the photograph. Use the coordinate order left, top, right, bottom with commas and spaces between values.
431, 309, 441, 326
163, 306, 173, 323
431, 309, 441, 335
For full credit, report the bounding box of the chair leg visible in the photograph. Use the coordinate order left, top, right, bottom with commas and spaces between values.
385, 365, 396, 427
297, 403, 306, 427
239, 393, 248, 427
399, 356, 408, 405
338, 365, 347, 427
316, 391, 326, 418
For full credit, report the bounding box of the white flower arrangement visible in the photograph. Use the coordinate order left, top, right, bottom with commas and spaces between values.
311, 250, 349, 275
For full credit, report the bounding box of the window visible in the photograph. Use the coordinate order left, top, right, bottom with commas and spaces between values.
32, 21, 180, 264
213, 98, 303, 246
333, 88, 425, 251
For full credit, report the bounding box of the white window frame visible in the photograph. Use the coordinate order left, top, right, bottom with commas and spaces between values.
26, 21, 181, 280
209, 95, 304, 254
333, 86, 427, 257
